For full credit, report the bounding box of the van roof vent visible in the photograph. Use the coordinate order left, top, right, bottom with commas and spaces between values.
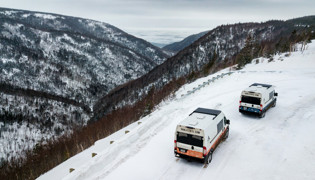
189, 121, 198, 126
197, 115, 205, 119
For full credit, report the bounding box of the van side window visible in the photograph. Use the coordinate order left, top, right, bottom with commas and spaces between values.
217, 120, 223, 133
269, 91, 274, 100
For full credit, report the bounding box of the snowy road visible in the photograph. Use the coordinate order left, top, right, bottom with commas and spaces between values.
39, 41, 315, 180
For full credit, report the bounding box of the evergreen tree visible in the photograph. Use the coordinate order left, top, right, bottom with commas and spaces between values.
236, 35, 259, 69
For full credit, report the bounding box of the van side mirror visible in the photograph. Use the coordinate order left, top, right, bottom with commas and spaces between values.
225, 119, 230, 125
274, 92, 278, 96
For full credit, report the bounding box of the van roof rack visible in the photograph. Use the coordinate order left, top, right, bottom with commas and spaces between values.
190, 108, 221, 117
250, 83, 272, 89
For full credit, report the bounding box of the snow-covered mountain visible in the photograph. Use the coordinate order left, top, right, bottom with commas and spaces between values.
39, 40, 315, 180
0, 7, 168, 163
163, 30, 209, 53
163, 16, 315, 54
0, 7, 168, 105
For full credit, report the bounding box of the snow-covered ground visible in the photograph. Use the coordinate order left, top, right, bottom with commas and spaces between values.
38, 41, 315, 180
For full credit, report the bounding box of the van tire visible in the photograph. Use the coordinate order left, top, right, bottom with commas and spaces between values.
224, 127, 229, 140
259, 111, 265, 118
272, 101, 276, 107
205, 152, 213, 164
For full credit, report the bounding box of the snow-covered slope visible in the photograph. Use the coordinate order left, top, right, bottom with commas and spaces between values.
0, 7, 168, 106
39, 41, 315, 180
0, 7, 169, 163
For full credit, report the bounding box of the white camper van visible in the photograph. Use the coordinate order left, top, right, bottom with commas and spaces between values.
239, 83, 278, 118
174, 108, 230, 164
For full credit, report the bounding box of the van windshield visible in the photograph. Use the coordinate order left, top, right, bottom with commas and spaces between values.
177, 132, 203, 147
241, 96, 261, 105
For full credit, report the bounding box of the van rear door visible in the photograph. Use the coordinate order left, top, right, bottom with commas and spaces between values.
241, 95, 261, 105
240, 95, 261, 112
176, 132, 204, 159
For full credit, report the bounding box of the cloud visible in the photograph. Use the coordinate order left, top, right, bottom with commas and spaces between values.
1, 0, 314, 43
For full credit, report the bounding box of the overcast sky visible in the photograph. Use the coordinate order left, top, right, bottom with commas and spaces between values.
1, 0, 314, 44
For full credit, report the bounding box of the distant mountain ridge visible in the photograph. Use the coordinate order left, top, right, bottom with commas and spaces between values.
162, 31, 209, 52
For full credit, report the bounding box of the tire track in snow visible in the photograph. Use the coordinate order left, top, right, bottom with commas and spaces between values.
88, 106, 187, 180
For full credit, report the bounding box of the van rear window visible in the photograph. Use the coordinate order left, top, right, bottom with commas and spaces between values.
177, 132, 203, 147
241, 96, 261, 105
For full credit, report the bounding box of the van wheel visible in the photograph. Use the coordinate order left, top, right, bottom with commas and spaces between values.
259, 111, 265, 118
272, 101, 276, 107
224, 128, 229, 140
205, 152, 213, 164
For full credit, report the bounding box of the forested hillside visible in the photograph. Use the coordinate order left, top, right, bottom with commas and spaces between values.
0, 7, 168, 165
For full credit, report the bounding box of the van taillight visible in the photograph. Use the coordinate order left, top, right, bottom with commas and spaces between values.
203, 146, 207, 156
260, 104, 263, 111
174, 140, 177, 150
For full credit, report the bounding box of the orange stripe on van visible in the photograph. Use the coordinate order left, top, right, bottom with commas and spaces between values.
210, 127, 228, 151
202, 127, 228, 156
176, 148, 203, 159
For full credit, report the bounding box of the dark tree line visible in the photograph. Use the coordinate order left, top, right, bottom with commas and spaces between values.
0, 83, 91, 113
